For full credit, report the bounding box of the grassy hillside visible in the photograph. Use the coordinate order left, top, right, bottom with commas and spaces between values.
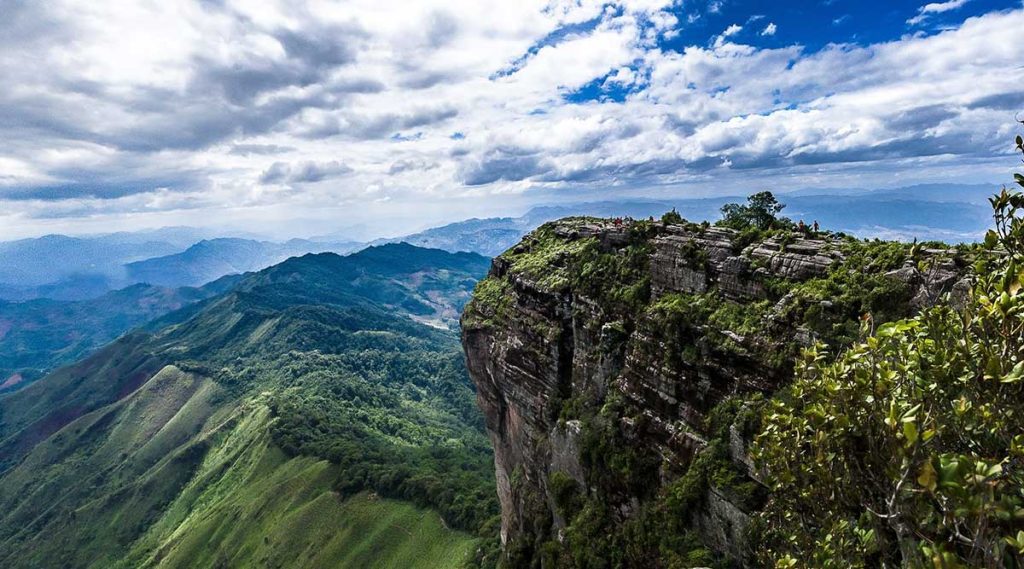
0, 276, 240, 392
0, 378, 477, 568
120, 405, 476, 569
0, 243, 497, 568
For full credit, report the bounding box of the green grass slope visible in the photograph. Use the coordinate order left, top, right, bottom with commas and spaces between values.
0, 244, 497, 568
121, 404, 475, 569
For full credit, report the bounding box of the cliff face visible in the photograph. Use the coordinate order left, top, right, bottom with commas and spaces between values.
461, 218, 968, 566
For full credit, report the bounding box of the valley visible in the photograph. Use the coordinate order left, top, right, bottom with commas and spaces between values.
2, 2, 1022, 567
0, 244, 499, 568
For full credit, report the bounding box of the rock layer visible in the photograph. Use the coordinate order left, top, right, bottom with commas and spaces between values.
462, 218, 968, 564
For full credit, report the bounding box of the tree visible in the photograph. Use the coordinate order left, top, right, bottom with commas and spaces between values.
661, 208, 683, 225
718, 191, 785, 230
752, 125, 1024, 567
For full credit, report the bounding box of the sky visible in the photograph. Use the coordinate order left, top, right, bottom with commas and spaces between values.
1, 0, 1023, 240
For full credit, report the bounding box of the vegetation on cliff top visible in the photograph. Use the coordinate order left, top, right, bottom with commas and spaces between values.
461, 136, 1005, 568
718, 191, 788, 231
462, 212, 915, 566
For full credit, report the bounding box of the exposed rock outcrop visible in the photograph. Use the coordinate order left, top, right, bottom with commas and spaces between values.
462, 218, 969, 565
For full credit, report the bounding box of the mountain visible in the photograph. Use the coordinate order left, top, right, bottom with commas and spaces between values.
124, 237, 363, 288
461, 216, 970, 565
0, 243, 497, 568
380, 217, 528, 257
0, 273, 123, 302
0, 275, 241, 393
386, 189, 998, 257
0, 231, 362, 300
0, 234, 184, 295
81, 226, 223, 249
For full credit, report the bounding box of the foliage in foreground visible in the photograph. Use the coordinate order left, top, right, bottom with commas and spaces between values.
755, 129, 1024, 567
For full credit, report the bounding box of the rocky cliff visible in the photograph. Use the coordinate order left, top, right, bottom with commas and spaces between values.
461, 217, 969, 567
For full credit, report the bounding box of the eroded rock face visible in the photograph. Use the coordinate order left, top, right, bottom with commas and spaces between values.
462, 272, 573, 543
885, 254, 972, 310
461, 218, 968, 564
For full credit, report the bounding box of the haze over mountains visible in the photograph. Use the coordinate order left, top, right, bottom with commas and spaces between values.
0, 182, 996, 302
0, 276, 242, 392
0, 234, 360, 301
0, 182, 996, 396
124, 238, 363, 288
379, 183, 996, 255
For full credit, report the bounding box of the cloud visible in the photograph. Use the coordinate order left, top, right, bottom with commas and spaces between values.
908, 0, 970, 25
259, 161, 352, 184
712, 24, 743, 48
229, 144, 295, 156
388, 158, 439, 174
460, 148, 549, 186
0, 1, 1020, 239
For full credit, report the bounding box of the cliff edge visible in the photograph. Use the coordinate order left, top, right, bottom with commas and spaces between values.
461, 217, 968, 566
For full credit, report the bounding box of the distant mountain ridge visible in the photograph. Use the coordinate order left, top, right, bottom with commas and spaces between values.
382, 185, 997, 256
0, 242, 496, 568
0, 183, 999, 298
780, 182, 998, 203
0, 234, 359, 300
0, 234, 182, 289
0, 242, 479, 395
0, 276, 242, 393
125, 237, 361, 288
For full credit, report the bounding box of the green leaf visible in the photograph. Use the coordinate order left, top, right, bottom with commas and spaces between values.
918, 460, 937, 492
1003, 360, 1024, 383
903, 421, 919, 446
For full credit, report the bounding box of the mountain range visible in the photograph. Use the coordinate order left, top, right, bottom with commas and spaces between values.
0, 235, 359, 301
0, 243, 497, 568
378, 184, 995, 256
124, 237, 362, 288
0, 183, 996, 302
0, 276, 241, 393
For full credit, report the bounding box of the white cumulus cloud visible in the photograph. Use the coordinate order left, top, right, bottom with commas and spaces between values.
908, 0, 970, 25
0, 0, 1020, 239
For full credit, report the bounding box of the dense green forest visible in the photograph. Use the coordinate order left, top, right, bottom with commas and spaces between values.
0, 243, 499, 568
0, 276, 240, 392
